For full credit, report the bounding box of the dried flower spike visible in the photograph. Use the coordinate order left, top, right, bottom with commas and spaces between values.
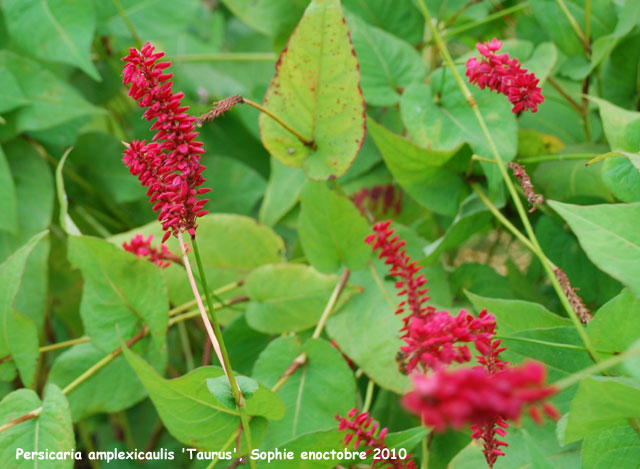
508, 162, 544, 212
466, 38, 544, 113
122, 234, 180, 268
336, 408, 417, 468
554, 268, 592, 323
122, 42, 210, 242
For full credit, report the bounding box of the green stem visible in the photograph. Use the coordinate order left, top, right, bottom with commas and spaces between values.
191, 237, 255, 469
177, 321, 195, 370
497, 336, 610, 354
112, 0, 142, 48
554, 345, 640, 390
546, 77, 584, 115
312, 269, 350, 339
168, 280, 243, 317
174, 52, 277, 62
421, 434, 430, 469
553, 0, 590, 53
362, 379, 375, 413
584, 0, 591, 44
418, 0, 600, 363
242, 98, 316, 149
208, 429, 241, 469
518, 153, 597, 164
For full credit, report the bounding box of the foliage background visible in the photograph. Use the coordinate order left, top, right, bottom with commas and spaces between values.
0, 0, 639, 468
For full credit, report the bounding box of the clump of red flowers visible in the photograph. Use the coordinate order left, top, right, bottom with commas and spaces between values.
122, 42, 210, 242
364, 220, 559, 468
466, 38, 544, 113
122, 234, 180, 268
336, 408, 417, 469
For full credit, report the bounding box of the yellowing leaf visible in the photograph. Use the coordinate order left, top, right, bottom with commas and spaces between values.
260, 0, 366, 180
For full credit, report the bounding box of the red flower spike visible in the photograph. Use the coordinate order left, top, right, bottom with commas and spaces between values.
336, 409, 418, 469
465, 38, 544, 113
122, 234, 179, 268
122, 42, 210, 242
402, 362, 558, 433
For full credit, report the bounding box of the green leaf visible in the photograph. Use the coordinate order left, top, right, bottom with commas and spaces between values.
259, 0, 366, 180
299, 181, 371, 273
465, 291, 570, 335
529, 0, 616, 57
602, 156, 640, 202
68, 236, 169, 352
592, 97, 640, 151
0, 385, 75, 469
258, 429, 346, 469
204, 157, 266, 215
368, 118, 469, 216
400, 70, 517, 191
0, 146, 18, 234
588, 288, 640, 357
55, 149, 82, 236
122, 344, 283, 450
245, 264, 358, 334
582, 424, 640, 469
0, 231, 47, 385
533, 157, 614, 202
565, 377, 640, 443
520, 42, 558, 84
220, 0, 308, 43
207, 375, 259, 410
548, 200, 640, 299
326, 260, 410, 394
342, 0, 423, 45
223, 316, 272, 376
48, 339, 166, 421
0, 61, 27, 113
3, 0, 99, 80
253, 337, 356, 449
259, 158, 307, 226
0, 51, 102, 134
347, 15, 426, 107
590, 1, 640, 71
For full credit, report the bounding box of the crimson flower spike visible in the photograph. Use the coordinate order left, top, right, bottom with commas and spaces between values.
466, 38, 544, 113
121, 42, 211, 242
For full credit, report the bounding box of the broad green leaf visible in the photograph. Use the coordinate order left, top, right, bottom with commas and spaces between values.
602, 156, 640, 202
259, 0, 366, 180
259, 430, 346, 469
0, 52, 102, 134
0, 385, 75, 469
245, 264, 358, 334
342, 0, 423, 45
207, 375, 259, 410
451, 263, 514, 300
68, 132, 145, 205
326, 260, 410, 394
465, 292, 569, 335
204, 156, 266, 215
590, 1, 640, 72
253, 337, 356, 449
368, 118, 469, 216
533, 158, 614, 202
94, 0, 200, 40
565, 377, 640, 443
0, 62, 27, 113
68, 236, 169, 352
259, 158, 307, 226
582, 424, 640, 469
592, 97, 640, 151
0, 146, 17, 233
601, 32, 640, 108
0, 231, 47, 385
347, 15, 426, 107
223, 316, 272, 376
588, 289, 640, 357
122, 345, 283, 450
298, 181, 370, 273
220, 0, 308, 43
47, 339, 166, 421
520, 42, 558, 84
529, 0, 616, 57
55, 149, 82, 236
401, 70, 517, 192
423, 195, 492, 263
535, 215, 621, 308
548, 201, 640, 299
501, 326, 592, 410
587, 150, 640, 172
3, 0, 99, 79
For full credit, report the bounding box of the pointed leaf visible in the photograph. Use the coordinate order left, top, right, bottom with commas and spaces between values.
55, 148, 82, 236
548, 201, 640, 299
259, 158, 307, 226
206, 375, 259, 410
0, 146, 18, 234
68, 236, 168, 352
259, 0, 366, 180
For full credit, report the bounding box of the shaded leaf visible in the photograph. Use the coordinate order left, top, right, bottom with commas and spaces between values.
588, 288, 640, 357
342, 0, 423, 45
0, 146, 18, 234
207, 375, 259, 410
204, 156, 266, 215
259, 158, 307, 226
55, 149, 82, 236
